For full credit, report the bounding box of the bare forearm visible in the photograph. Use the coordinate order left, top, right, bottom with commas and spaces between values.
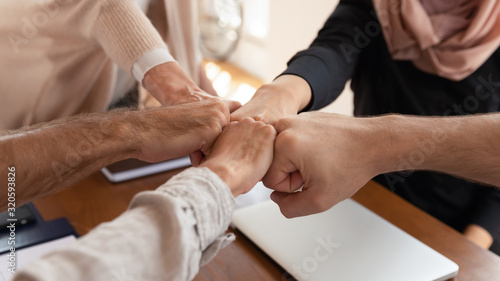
0, 111, 139, 210
0, 100, 231, 210
231, 75, 312, 125
378, 113, 500, 187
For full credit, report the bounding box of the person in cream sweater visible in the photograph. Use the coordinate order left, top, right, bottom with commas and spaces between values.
0, 0, 240, 130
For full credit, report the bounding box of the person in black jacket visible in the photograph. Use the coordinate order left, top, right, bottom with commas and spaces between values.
232, 0, 500, 251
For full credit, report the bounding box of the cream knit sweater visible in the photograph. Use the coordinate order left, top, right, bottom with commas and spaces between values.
0, 0, 197, 130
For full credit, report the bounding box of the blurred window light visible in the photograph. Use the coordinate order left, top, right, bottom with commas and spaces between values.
231, 83, 256, 105
205, 62, 221, 80
213, 71, 232, 98
244, 0, 269, 39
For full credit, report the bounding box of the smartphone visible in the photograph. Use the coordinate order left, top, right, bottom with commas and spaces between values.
0, 204, 36, 230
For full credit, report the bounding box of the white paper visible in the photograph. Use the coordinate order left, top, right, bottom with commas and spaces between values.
0, 235, 77, 281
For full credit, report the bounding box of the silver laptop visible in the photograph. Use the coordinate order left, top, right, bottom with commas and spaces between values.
232, 198, 459, 281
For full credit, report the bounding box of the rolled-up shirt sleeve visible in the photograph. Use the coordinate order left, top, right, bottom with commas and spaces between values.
14, 167, 235, 281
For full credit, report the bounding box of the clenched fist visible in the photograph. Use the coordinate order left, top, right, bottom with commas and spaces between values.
263, 112, 389, 218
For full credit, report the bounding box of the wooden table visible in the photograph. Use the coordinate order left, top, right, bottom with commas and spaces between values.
34, 169, 500, 281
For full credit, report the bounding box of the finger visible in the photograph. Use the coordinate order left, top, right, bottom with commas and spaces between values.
274, 117, 296, 134
263, 171, 304, 193
200, 120, 236, 157
262, 153, 302, 193
214, 99, 231, 128
290, 171, 304, 190
189, 150, 204, 167
262, 132, 303, 192
270, 189, 327, 218
225, 100, 242, 113
230, 111, 244, 122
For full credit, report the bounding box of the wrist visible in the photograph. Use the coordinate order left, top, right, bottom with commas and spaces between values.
142, 62, 200, 105
200, 161, 239, 196
109, 111, 145, 161
252, 75, 311, 118
343, 115, 400, 177
272, 75, 312, 112
372, 114, 447, 175
142, 61, 179, 87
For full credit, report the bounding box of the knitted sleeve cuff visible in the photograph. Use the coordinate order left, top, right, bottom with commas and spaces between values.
92, 0, 167, 75
132, 48, 176, 84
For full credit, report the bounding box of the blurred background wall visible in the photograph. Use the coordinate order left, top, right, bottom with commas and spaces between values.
228, 0, 353, 115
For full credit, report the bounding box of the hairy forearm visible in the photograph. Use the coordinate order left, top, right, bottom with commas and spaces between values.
377, 113, 500, 187
0, 100, 231, 210
0, 111, 139, 210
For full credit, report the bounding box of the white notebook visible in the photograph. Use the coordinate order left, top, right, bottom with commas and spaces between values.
0, 235, 77, 281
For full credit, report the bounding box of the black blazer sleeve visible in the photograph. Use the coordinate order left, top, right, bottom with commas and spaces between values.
467, 187, 500, 238
281, 0, 377, 111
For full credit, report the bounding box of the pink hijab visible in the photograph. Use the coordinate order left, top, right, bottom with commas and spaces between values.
372, 0, 500, 81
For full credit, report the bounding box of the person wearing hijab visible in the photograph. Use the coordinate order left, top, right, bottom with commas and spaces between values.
232, 0, 500, 251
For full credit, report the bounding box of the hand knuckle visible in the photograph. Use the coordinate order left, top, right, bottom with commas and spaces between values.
240, 117, 254, 124
261, 124, 277, 138
276, 130, 299, 151
275, 117, 293, 132
254, 115, 265, 122
208, 119, 223, 133
280, 207, 293, 219
312, 197, 331, 214
214, 98, 227, 108
262, 177, 271, 187
214, 110, 227, 122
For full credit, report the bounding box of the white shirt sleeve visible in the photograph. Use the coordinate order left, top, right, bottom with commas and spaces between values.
13, 167, 235, 281
131, 48, 177, 84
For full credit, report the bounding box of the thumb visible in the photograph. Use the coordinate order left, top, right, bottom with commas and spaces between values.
270, 188, 326, 218
263, 153, 304, 193
224, 100, 242, 113
189, 150, 204, 167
